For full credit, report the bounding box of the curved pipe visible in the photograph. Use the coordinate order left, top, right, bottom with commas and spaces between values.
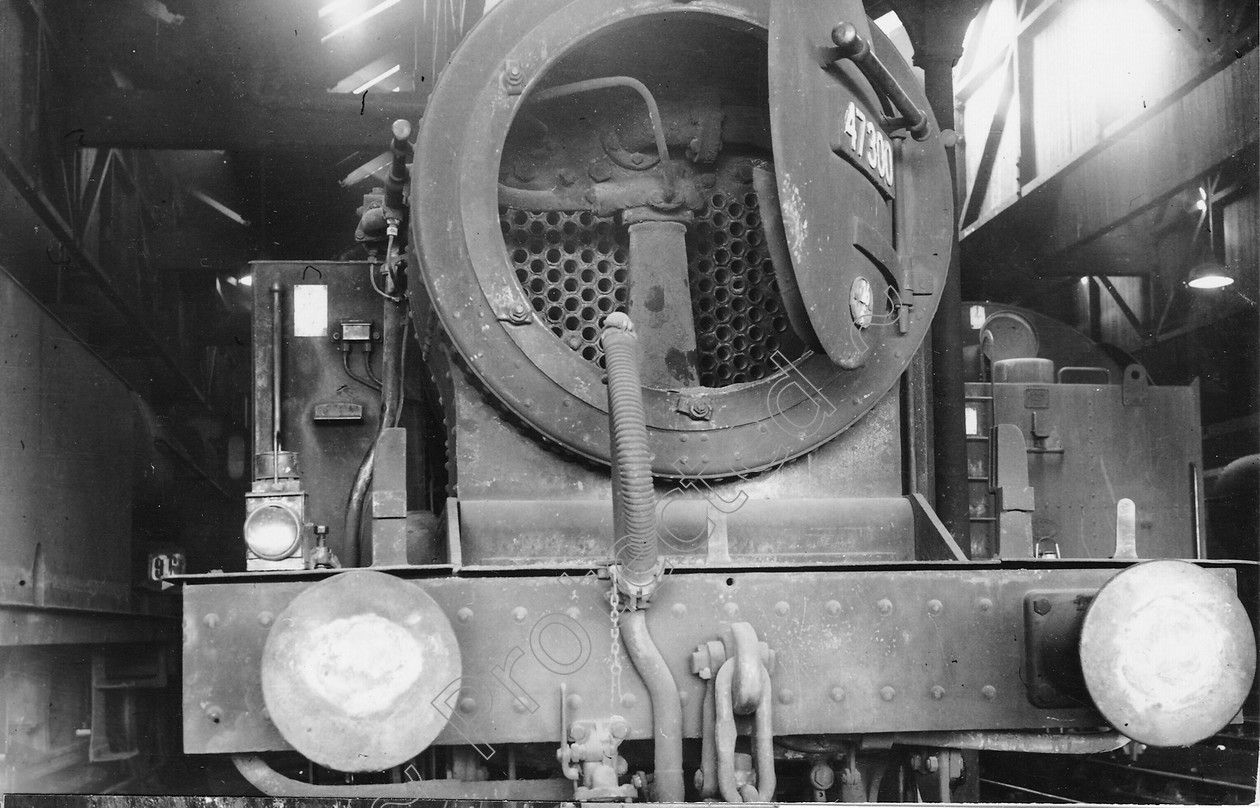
620, 610, 685, 802
530, 77, 670, 162
232, 755, 572, 798
600, 314, 659, 593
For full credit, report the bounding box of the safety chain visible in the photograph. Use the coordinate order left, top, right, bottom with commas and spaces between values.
607, 584, 624, 712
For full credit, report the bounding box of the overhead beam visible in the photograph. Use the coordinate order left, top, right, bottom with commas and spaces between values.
58, 90, 429, 151
962, 48, 1259, 275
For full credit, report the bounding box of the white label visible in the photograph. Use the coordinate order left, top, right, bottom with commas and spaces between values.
964, 404, 979, 436
969, 305, 987, 329
293, 284, 328, 337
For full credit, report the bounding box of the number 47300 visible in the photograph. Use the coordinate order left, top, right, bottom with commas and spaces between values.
842, 101, 895, 191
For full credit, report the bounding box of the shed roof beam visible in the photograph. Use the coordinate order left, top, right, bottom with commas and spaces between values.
962, 48, 1259, 276
57, 90, 428, 151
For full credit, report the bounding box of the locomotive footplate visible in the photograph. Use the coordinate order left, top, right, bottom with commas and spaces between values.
179, 562, 1247, 756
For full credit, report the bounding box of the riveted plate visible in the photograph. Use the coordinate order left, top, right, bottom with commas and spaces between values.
179, 565, 1245, 759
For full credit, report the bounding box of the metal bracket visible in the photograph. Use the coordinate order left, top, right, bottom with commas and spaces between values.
675, 395, 713, 421
1121, 363, 1150, 406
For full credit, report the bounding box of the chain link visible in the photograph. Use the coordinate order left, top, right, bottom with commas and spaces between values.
608, 584, 624, 711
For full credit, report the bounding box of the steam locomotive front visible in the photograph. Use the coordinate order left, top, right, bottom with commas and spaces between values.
179, 0, 1256, 800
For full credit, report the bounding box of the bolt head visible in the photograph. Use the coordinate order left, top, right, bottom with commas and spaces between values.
610, 719, 629, 740
630, 152, 645, 165
1033, 598, 1052, 616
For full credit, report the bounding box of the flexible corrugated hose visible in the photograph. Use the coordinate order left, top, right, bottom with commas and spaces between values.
599, 312, 660, 591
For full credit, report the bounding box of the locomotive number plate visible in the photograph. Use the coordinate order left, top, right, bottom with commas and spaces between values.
833, 101, 895, 199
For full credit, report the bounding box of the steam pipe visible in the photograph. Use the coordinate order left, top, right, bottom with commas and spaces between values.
530, 77, 670, 163
270, 282, 283, 481
620, 610, 685, 802
232, 755, 571, 799
599, 313, 661, 595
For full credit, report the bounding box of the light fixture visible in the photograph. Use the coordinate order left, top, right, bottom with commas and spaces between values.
238, 274, 254, 287
244, 503, 303, 560
1187, 262, 1234, 289
1187, 180, 1233, 290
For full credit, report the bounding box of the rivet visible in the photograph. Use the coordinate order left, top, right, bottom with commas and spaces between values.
671, 603, 688, 618
565, 606, 581, 620
877, 598, 893, 615
829, 686, 846, 703
774, 601, 789, 616
978, 598, 993, 612
205, 704, 223, 722
258, 611, 274, 627
880, 686, 896, 702
620, 693, 637, 708
825, 599, 842, 616
458, 697, 477, 713
927, 599, 943, 615
512, 606, 528, 623
570, 723, 589, 742
778, 688, 795, 704
981, 685, 997, 701
203, 613, 220, 628
566, 693, 584, 710
724, 602, 740, 618
457, 607, 474, 623
930, 685, 945, 701
513, 699, 529, 713
610, 719, 629, 740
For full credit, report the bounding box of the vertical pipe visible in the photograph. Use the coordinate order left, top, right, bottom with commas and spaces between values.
270, 282, 283, 482
626, 221, 698, 388
918, 49, 971, 556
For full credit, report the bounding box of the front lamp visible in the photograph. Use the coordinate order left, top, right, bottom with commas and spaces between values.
244, 503, 303, 560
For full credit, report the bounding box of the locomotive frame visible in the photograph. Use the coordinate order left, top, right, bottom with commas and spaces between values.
174, 0, 1256, 801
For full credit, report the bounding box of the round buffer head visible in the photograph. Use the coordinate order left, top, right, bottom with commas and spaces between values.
261, 570, 461, 771
1080, 560, 1256, 747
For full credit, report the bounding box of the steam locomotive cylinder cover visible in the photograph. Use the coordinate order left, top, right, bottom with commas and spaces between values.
410, 0, 952, 478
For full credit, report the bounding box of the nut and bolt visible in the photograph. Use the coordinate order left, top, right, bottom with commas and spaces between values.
508, 302, 530, 324
630, 152, 645, 166
1032, 597, 1052, 616
557, 168, 577, 187
503, 61, 524, 87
